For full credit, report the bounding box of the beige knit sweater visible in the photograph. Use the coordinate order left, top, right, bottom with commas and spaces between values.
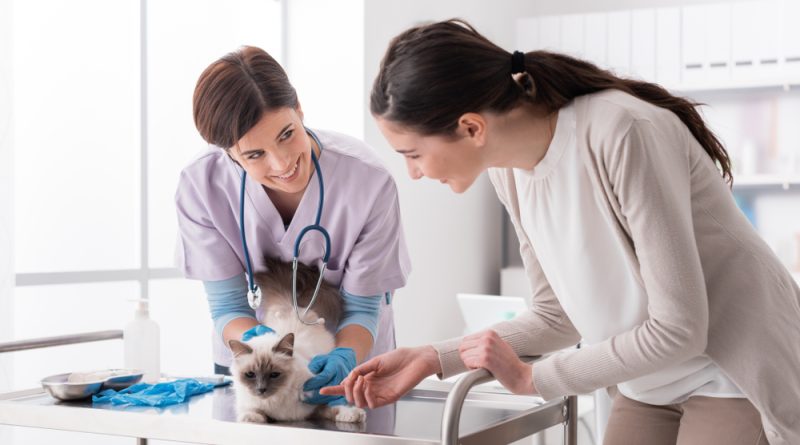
432, 90, 800, 444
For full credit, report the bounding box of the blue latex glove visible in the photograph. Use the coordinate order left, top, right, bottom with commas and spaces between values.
92, 378, 214, 407
241, 324, 275, 341
302, 347, 356, 406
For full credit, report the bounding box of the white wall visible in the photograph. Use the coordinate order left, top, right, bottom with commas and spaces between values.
286, 0, 365, 138
363, 1, 539, 347
0, 2, 14, 444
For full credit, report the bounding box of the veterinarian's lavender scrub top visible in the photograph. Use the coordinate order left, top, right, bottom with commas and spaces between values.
175, 129, 411, 366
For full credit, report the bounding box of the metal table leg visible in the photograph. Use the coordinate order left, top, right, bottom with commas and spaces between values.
440, 357, 577, 445
564, 395, 578, 445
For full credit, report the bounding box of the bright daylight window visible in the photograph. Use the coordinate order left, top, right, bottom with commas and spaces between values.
3, 0, 282, 443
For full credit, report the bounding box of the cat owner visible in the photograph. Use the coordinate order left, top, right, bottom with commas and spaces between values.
175, 46, 410, 406
323, 20, 800, 444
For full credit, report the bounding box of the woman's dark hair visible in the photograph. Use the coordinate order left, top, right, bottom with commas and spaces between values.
193, 46, 297, 149
371, 19, 732, 185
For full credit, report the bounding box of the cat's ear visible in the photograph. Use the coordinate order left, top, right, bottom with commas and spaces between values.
273, 333, 294, 357
228, 339, 253, 358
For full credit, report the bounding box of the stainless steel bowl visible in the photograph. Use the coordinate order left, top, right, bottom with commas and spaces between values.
103, 370, 143, 390
40, 369, 143, 401
41, 372, 104, 401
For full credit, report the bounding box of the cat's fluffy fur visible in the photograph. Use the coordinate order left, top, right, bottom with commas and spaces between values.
228, 258, 365, 423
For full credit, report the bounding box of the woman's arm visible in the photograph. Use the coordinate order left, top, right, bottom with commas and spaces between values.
203, 275, 259, 348
321, 345, 442, 408
335, 325, 373, 364
334, 289, 385, 363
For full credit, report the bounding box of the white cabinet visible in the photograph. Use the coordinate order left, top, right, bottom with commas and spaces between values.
706, 3, 732, 84
681, 5, 706, 85
560, 14, 585, 59
785, 1, 800, 78
607, 11, 632, 77
584, 12, 608, 69
656, 8, 681, 85
756, 0, 783, 82
515, 0, 800, 91
631, 9, 656, 81
731, 1, 759, 82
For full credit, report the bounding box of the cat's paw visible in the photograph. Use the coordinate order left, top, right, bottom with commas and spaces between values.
238, 411, 268, 423
333, 405, 366, 423
316, 404, 366, 423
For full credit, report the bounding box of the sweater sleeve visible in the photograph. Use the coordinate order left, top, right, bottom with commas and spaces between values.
431, 169, 581, 379
532, 118, 710, 400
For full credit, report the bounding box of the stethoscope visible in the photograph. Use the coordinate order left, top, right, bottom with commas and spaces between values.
239, 128, 330, 325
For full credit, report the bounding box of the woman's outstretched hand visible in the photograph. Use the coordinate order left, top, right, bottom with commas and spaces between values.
319, 345, 441, 408
458, 329, 537, 395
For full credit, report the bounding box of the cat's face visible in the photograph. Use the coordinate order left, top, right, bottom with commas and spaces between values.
229, 334, 295, 398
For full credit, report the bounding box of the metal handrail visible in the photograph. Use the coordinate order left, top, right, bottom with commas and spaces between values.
440, 356, 577, 445
0, 330, 123, 354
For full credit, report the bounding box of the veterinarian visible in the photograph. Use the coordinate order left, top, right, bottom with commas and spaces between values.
175, 46, 410, 406
322, 20, 800, 444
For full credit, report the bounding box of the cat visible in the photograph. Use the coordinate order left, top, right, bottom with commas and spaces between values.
228, 257, 366, 424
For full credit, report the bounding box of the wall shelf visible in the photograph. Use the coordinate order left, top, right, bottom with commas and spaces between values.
670, 81, 800, 95
732, 175, 800, 191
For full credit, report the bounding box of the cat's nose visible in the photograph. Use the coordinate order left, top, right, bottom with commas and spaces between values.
258, 388, 267, 394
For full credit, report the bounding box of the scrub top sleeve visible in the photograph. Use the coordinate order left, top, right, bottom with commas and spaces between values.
175, 172, 243, 281
340, 178, 410, 297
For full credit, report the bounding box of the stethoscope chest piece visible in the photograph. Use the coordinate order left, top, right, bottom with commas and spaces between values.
247, 287, 262, 310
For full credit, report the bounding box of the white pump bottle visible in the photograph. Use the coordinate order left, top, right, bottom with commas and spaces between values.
123, 299, 161, 383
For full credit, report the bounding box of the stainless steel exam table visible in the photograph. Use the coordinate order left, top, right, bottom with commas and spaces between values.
0, 330, 578, 445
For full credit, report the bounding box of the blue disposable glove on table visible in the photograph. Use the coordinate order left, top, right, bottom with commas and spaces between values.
241, 324, 275, 341
302, 347, 356, 406
92, 379, 215, 407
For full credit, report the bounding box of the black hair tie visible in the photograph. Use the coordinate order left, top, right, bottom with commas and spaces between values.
511, 51, 526, 74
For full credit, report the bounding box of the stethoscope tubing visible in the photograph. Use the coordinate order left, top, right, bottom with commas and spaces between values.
240, 127, 330, 325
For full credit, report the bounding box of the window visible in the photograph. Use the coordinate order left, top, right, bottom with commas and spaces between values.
3, 1, 283, 443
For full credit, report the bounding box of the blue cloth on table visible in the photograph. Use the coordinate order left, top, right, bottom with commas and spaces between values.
92, 378, 215, 407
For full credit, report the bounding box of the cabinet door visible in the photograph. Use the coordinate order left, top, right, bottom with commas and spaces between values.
783, 0, 800, 78
731, 1, 759, 83
706, 3, 731, 84
756, 0, 783, 81
631, 9, 656, 82
584, 12, 608, 69
656, 7, 681, 87
560, 14, 585, 59
682, 4, 706, 85
607, 10, 631, 77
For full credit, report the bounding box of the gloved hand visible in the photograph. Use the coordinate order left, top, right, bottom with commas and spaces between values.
302, 347, 356, 406
241, 324, 275, 341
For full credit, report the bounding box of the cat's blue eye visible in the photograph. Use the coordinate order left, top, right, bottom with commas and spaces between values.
269, 372, 281, 379
245, 371, 256, 379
